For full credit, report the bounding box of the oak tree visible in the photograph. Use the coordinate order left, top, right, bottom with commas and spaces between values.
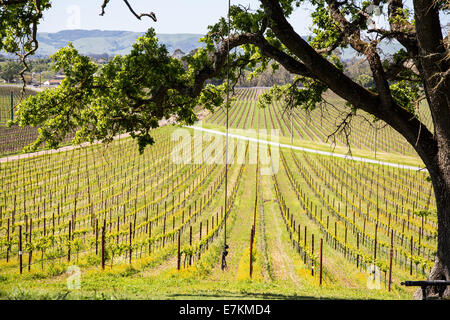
0, 60, 23, 82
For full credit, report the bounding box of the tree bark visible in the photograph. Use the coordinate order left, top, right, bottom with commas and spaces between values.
411, 0, 450, 299
414, 162, 450, 299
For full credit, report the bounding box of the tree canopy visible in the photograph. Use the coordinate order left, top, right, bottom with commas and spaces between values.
0, 60, 23, 82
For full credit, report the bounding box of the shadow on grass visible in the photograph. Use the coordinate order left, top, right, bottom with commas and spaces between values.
166, 291, 337, 300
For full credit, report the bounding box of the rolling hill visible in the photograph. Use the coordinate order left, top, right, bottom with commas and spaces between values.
17, 29, 402, 61
35, 29, 204, 57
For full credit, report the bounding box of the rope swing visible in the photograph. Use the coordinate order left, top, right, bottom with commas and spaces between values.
221, 0, 232, 271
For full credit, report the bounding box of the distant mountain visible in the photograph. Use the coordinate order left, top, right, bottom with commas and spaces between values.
9, 29, 403, 62
338, 38, 404, 61
35, 30, 204, 57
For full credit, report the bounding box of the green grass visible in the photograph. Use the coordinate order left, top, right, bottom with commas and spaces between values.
0, 272, 414, 300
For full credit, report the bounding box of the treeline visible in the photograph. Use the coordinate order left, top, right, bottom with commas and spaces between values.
0, 58, 53, 83
236, 64, 295, 87
236, 59, 374, 88
0, 55, 110, 83
343, 57, 374, 88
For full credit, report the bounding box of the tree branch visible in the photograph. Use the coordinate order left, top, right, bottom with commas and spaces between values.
325, 0, 395, 109
413, 0, 450, 150
122, 0, 156, 22
315, 33, 345, 55
388, 0, 418, 52
259, 0, 437, 167
325, 0, 369, 54
100, 0, 110, 16
99, 0, 157, 21
0, 0, 29, 4
384, 56, 421, 81
12, 0, 42, 95
191, 32, 313, 97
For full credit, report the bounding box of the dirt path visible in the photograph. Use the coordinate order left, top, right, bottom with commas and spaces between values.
256, 173, 271, 281
141, 254, 178, 278
206, 163, 255, 281
187, 126, 425, 171
322, 256, 359, 289
0, 133, 132, 163
262, 175, 302, 286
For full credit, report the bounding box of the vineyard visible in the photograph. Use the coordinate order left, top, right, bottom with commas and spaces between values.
0, 87, 40, 157
203, 88, 432, 161
0, 87, 437, 300
0, 87, 37, 125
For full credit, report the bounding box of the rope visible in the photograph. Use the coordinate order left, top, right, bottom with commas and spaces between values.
221, 0, 231, 271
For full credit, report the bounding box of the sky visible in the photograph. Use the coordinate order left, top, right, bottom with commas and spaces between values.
38, 0, 314, 35
37, 1, 448, 37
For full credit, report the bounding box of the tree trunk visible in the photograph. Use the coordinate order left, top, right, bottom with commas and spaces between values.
414, 148, 450, 299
